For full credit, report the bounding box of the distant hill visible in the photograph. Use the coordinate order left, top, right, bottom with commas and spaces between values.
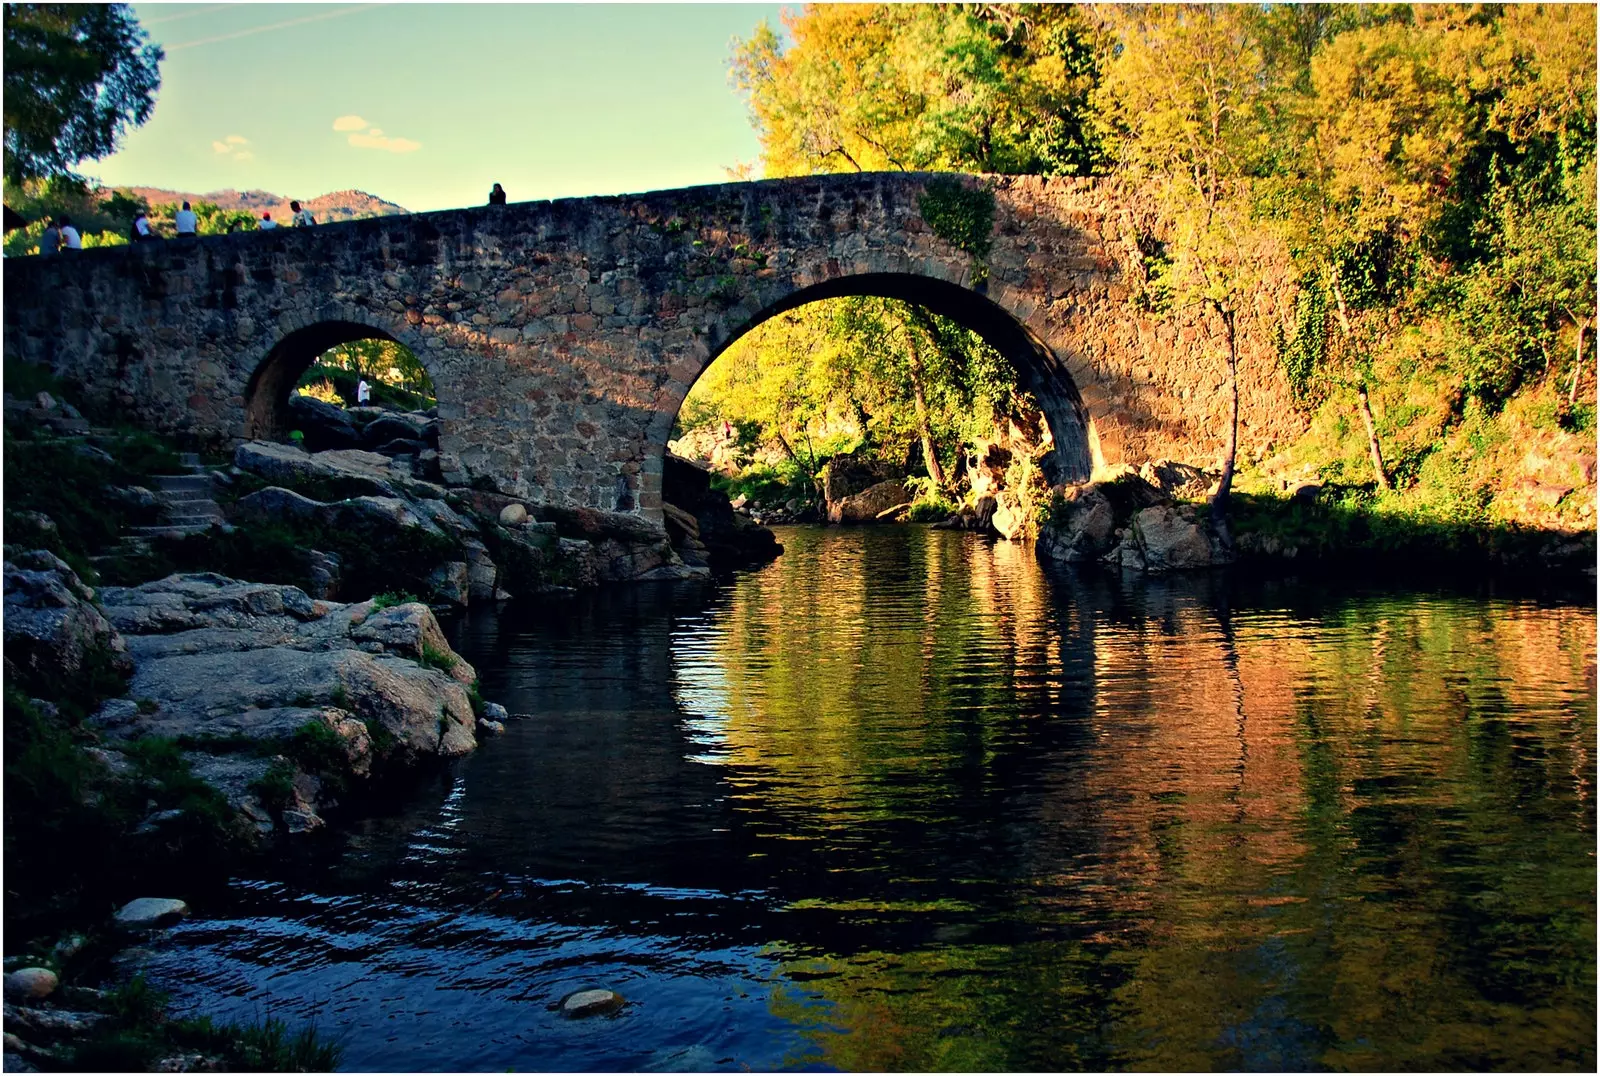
117, 186, 408, 223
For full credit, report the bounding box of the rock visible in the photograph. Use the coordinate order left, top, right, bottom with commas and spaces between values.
362, 413, 428, 449
3, 550, 131, 698
477, 718, 505, 736
3, 970, 57, 1003
374, 438, 427, 459
561, 989, 624, 1018
3, 1004, 106, 1042
3, 1033, 24, 1053
821, 452, 896, 504
1286, 479, 1322, 502
286, 393, 362, 451
349, 601, 477, 685
498, 503, 529, 526
1139, 459, 1212, 497
483, 702, 510, 722
1037, 485, 1116, 562
1128, 504, 1215, 572
233, 441, 449, 503
427, 561, 470, 607
114, 897, 189, 928
990, 491, 1026, 540
304, 550, 342, 600
828, 479, 910, 524
660, 501, 701, 540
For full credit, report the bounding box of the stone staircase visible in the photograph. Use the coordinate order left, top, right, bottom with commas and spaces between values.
91, 454, 228, 572
130, 454, 228, 540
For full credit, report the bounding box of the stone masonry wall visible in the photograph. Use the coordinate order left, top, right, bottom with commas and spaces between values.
3, 173, 1306, 522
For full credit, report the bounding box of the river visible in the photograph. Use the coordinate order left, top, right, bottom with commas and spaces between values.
134, 526, 1596, 1071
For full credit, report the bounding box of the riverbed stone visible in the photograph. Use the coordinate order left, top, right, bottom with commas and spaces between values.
3, 970, 57, 1003
2, 550, 131, 698
561, 989, 624, 1018
114, 898, 189, 928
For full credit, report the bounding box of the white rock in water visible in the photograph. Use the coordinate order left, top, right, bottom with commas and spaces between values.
561, 988, 624, 1017
477, 718, 506, 736
4, 967, 58, 1001
483, 702, 510, 723
498, 503, 529, 526
114, 898, 190, 928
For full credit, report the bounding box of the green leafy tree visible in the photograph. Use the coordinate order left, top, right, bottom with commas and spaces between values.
731, 4, 1105, 178
3, 3, 163, 183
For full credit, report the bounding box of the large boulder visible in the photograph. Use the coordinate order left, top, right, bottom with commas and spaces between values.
828, 479, 910, 524
90, 575, 486, 837
821, 453, 896, 504
233, 441, 449, 503
2, 551, 131, 698
1037, 485, 1118, 562
1107, 504, 1219, 572
361, 412, 430, 450
286, 394, 362, 451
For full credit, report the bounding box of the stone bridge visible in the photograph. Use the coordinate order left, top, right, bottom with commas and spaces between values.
3, 173, 1299, 522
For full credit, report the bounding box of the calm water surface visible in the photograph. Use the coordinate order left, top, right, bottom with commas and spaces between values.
139, 527, 1596, 1071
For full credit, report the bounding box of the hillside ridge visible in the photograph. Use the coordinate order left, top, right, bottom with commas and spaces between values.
117, 185, 408, 222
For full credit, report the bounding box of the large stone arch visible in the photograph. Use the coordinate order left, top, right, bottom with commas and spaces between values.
242, 313, 440, 442
647, 272, 1095, 506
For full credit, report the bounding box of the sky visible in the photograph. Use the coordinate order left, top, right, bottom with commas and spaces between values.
91, 3, 787, 212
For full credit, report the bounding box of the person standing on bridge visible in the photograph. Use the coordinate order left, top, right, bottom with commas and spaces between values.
357, 378, 371, 405
291, 200, 315, 227
488, 183, 506, 206
174, 201, 198, 236
258, 211, 278, 230
58, 216, 81, 251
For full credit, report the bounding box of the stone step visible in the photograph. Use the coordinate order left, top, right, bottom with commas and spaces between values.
178, 452, 202, 468
127, 524, 216, 539
151, 474, 212, 493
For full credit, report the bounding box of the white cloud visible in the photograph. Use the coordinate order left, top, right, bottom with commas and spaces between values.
348, 130, 421, 153
332, 115, 368, 132
212, 140, 230, 153
213, 134, 250, 154
226, 134, 248, 145
233, 151, 254, 162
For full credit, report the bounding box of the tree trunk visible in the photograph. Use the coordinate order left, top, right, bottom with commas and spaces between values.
1355, 384, 1390, 490
1570, 318, 1590, 408
1330, 277, 1390, 490
1209, 305, 1239, 550
903, 330, 946, 488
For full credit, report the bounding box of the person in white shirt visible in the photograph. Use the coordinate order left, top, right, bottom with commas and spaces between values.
258, 212, 277, 230
174, 201, 198, 236
58, 215, 81, 250
131, 211, 154, 242
357, 378, 371, 405
290, 200, 315, 227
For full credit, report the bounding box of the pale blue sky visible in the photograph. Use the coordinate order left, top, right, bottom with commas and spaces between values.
92, 3, 786, 212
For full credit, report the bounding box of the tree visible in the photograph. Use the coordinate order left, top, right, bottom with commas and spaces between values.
1093, 3, 1277, 542
3, 3, 163, 184
730, 4, 1105, 178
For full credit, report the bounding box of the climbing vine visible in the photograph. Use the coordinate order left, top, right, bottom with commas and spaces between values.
918, 177, 995, 284
1275, 275, 1328, 402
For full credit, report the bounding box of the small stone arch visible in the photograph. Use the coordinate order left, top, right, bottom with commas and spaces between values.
659, 272, 1094, 488
242, 315, 437, 442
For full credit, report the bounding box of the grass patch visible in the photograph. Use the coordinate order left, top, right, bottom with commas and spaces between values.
372, 590, 422, 610
418, 641, 457, 674
68, 975, 344, 1073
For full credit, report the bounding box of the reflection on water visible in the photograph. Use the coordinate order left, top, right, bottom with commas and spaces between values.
138, 527, 1595, 1071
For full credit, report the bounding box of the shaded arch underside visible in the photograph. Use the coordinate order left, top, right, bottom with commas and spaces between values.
243, 320, 405, 441
701, 273, 1093, 484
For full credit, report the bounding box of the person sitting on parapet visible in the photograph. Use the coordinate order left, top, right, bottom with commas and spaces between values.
291, 200, 315, 227
39, 217, 60, 255
175, 201, 198, 236
258, 211, 278, 230
131, 210, 155, 242
488, 182, 507, 206
58, 215, 81, 250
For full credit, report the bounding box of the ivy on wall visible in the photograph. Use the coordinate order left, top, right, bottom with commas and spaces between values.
918, 177, 995, 284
